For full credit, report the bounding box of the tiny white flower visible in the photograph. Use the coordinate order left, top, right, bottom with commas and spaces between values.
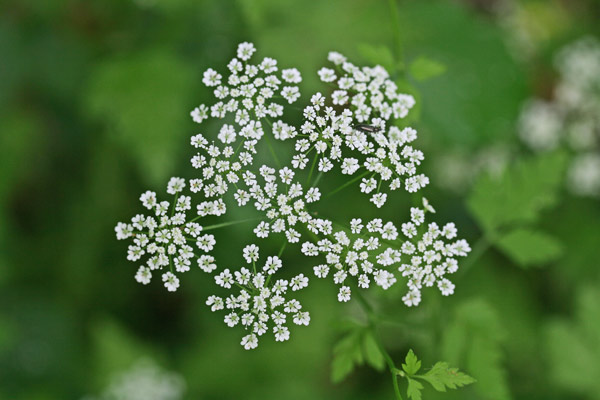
162, 272, 180, 292
337, 286, 351, 302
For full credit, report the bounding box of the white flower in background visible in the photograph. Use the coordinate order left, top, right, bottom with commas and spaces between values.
85, 358, 185, 400
432, 145, 509, 193
207, 246, 310, 349
518, 100, 562, 151
518, 37, 600, 198
567, 153, 600, 197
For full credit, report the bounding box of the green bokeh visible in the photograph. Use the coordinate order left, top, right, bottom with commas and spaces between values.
1, 0, 599, 399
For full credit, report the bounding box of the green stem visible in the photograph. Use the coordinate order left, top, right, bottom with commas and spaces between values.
277, 241, 287, 257
456, 235, 492, 279
354, 290, 403, 400
307, 153, 318, 185
325, 170, 370, 198
201, 217, 262, 231
311, 171, 324, 188
264, 133, 281, 168
387, 0, 404, 65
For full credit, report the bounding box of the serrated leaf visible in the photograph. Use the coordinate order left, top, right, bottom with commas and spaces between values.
496, 228, 563, 267
362, 331, 385, 371
402, 349, 422, 375
406, 377, 424, 400
467, 151, 568, 233
409, 56, 446, 81
421, 361, 477, 392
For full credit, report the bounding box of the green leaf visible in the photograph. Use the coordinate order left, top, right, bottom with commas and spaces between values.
409, 56, 446, 81
362, 331, 385, 371
544, 284, 600, 397
467, 151, 568, 233
357, 43, 399, 73
402, 349, 421, 375
331, 351, 356, 383
441, 300, 511, 400
421, 362, 476, 391
496, 228, 563, 267
331, 330, 364, 382
406, 377, 424, 400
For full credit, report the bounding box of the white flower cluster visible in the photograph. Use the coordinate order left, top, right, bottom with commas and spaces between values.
115, 43, 472, 349
301, 199, 470, 306
115, 178, 212, 292
207, 245, 310, 349
190, 41, 301, 126
518, 37, 600, 197
273, 52, 428, 207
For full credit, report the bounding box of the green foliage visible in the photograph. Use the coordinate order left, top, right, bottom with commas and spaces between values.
398, 349, 475, 400
406, 377, 424, 400
545, 283, 600, 399
496, 228, 563, 267
402, 349, 422, 375
398, 0, 528, 147
331, 325, 385, 382
86, 50, 194, 186
0, 110, 41, 204
409, 56, 446, 81
331, 329, 363, 383
468, 151, 568, 268
363, 330, 386, 371
90, 317, 158, 385
2, 0, 600, 398
358, 43, 399, 75
468, 151, 568, 234
420, 362, 477, 391
441, 300, 511, 400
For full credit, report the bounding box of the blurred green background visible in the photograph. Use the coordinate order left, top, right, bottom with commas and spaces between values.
1, 0, 600, 399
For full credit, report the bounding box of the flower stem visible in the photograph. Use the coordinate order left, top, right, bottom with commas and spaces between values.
311, 171, 324, 188
387, 0, 404, 66
325, 170, 370, 198
456, 235, 492, 280
277, 241, 287, 257
307, 153, 318, 185
264, 133, 281, 168
355, 290, 403, 400
201, 217, 262, 231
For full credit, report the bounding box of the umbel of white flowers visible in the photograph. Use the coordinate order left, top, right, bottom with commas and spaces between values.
115, 42, 471, 349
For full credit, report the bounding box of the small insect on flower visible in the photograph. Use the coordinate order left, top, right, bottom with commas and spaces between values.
353, 124, 382, 133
